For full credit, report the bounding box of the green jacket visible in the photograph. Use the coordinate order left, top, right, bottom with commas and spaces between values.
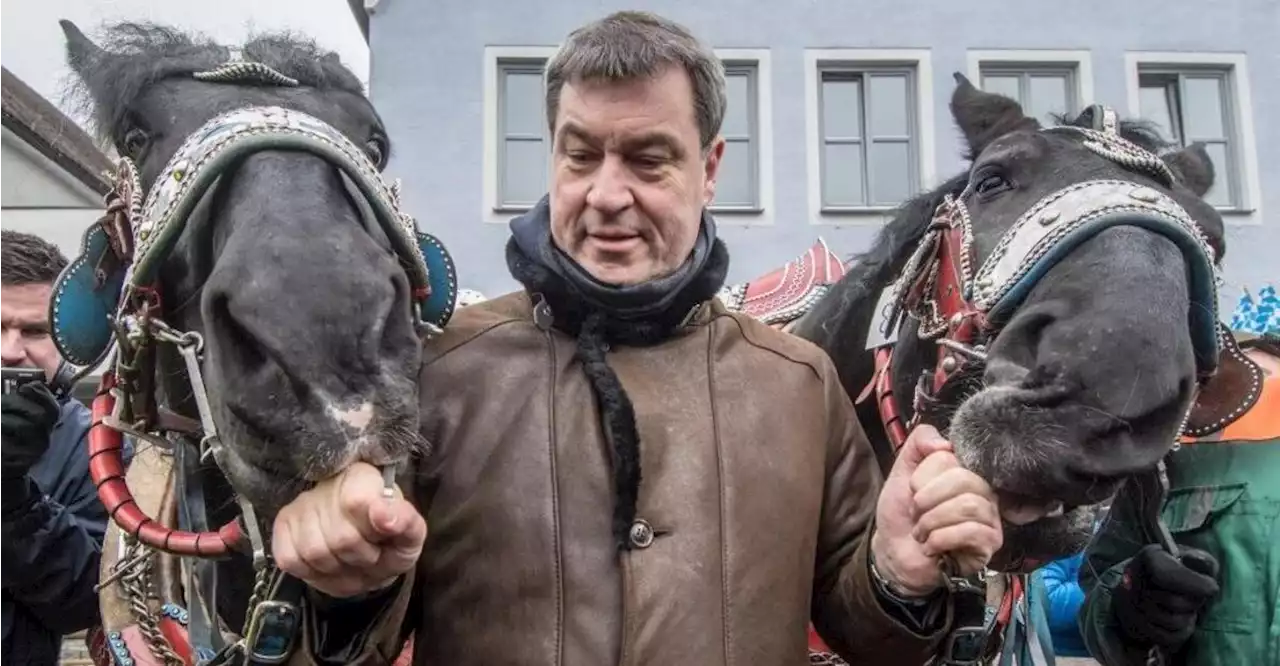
1078, 437, 1280, 665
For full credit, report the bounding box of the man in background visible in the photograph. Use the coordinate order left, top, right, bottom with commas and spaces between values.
1, 229, 110, 665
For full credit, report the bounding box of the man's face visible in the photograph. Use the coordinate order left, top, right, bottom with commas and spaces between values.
1, 283, 60, 377
550, 65, 725, 286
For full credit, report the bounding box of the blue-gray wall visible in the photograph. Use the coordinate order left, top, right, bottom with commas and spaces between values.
367, 0, 1277, 304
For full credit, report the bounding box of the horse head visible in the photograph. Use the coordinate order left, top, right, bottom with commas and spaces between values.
56, 20, 456, 517
795, 73, 1226, 568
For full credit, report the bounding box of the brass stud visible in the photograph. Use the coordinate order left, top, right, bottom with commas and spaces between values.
1129, 187, 1159, 203
1038, 209, 1061, 226
941, 356, 958, 372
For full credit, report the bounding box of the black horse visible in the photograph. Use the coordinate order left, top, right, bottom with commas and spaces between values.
792, 74, 1225, 568
57, 21, 445, 652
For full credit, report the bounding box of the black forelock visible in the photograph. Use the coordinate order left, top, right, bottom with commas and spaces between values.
66, 21, 366, 143
1049, 111, 1176, 154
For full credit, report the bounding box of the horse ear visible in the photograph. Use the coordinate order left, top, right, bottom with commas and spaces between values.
950, 72, 1039, 159
1162, 141, 1215, 198
60, 19, 105, 80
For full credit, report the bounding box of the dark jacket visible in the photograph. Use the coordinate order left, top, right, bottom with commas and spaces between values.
1, 396, 109, 665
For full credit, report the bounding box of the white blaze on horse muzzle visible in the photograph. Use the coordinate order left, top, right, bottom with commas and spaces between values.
51, 104, 461, 563
970, 179, 1222, 378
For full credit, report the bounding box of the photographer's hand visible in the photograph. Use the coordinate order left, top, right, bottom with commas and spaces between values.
1, 381, 60, 481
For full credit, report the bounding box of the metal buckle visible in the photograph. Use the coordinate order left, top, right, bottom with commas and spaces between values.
241, 599, 301, 664
939, 622, 993, 666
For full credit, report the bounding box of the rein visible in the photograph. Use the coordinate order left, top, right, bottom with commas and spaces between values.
858, 104, 1224, 665
55, 59, 457, 666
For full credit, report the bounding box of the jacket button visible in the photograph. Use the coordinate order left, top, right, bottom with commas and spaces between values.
629, 519, 655, 549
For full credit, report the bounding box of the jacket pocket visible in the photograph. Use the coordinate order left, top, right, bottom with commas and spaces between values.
1160, 481, 1278, 637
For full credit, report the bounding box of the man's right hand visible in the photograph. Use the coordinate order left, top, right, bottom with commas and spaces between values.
1, 381, 60, 480
273, 462, 427, 599
1113, 544, 1220, 651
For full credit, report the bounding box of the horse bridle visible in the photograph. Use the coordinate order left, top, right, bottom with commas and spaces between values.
51, 63, 456, 665
872, 105, 1222, 453
863, 105, 1223, 666
77, 103, 440, 556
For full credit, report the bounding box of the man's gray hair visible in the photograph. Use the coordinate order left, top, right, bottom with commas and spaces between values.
545, 11, 726, 150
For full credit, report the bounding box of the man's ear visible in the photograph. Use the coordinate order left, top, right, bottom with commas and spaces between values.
702, 137, 726, 207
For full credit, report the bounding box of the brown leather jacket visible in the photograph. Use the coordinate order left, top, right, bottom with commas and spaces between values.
303, 292, 948, 665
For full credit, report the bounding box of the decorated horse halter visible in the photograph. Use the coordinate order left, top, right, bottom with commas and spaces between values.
862, 104, 1223, 666
871, 105, 1222, 449
49, 57, 458, 666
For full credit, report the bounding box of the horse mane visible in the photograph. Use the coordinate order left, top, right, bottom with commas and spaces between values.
805, 110, 1181, 348
66, 22, 366, 142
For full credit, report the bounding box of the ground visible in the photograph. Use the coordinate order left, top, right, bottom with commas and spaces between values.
59, 631, 91, 665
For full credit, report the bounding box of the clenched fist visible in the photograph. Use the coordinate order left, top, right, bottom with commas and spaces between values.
872, 425, 1003, 596
273, 462, 427, 598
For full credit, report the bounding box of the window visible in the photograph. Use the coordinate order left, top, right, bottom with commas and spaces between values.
979, 67, 1077, 123
1138, 69, 1238, 209
817, 66, 918, 210
714, 62, 760, 211
966, 51, 1093, 127
485, 46, 557, 218
496, 59, 549, 210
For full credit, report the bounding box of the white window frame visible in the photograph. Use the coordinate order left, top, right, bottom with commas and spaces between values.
966, 50, 1094, 123
483, 46, 557, 224
805, 49, 935, 226
1125, 52, 1260, 224
711, 48, 774, 225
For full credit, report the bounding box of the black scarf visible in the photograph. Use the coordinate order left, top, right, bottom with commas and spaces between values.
506, 196, 729, 549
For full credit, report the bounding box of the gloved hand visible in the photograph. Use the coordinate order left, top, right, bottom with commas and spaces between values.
1, 380, 60, 480
1113, 543, 1220, 651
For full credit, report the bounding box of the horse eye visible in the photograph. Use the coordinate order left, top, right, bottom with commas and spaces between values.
122, 128, 149, 158
975, 173, 1011, 196
365, 137, 387, 169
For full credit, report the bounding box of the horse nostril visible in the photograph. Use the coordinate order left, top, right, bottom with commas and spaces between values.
984, 357, 1029, 387
208, 295, 265, 370
206, 293, 300, 394
995, 309, 1056, 367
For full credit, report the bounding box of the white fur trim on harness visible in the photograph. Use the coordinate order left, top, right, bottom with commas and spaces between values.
972, 179, 1218, 314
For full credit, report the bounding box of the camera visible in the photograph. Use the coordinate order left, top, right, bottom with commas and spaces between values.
1, 367, 45, 396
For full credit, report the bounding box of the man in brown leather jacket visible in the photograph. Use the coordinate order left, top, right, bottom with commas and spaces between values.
270, 11, 1005, 665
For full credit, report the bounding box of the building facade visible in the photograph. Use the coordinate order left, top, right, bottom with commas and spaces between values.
2, 67, 113, 262
362, 0, 1276, 303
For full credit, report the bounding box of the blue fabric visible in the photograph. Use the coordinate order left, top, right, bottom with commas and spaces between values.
1034, 553, 1091, 657
1229, 284, 1280, 336
1, 397, 114, 665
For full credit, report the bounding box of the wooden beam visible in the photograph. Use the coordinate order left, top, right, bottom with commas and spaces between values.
348, 0, 370, 43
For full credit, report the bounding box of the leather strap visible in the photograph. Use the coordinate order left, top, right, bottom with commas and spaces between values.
1184, 330, 1265, 437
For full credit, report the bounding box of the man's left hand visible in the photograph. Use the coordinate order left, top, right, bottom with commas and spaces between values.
871, 425, 1002, 596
